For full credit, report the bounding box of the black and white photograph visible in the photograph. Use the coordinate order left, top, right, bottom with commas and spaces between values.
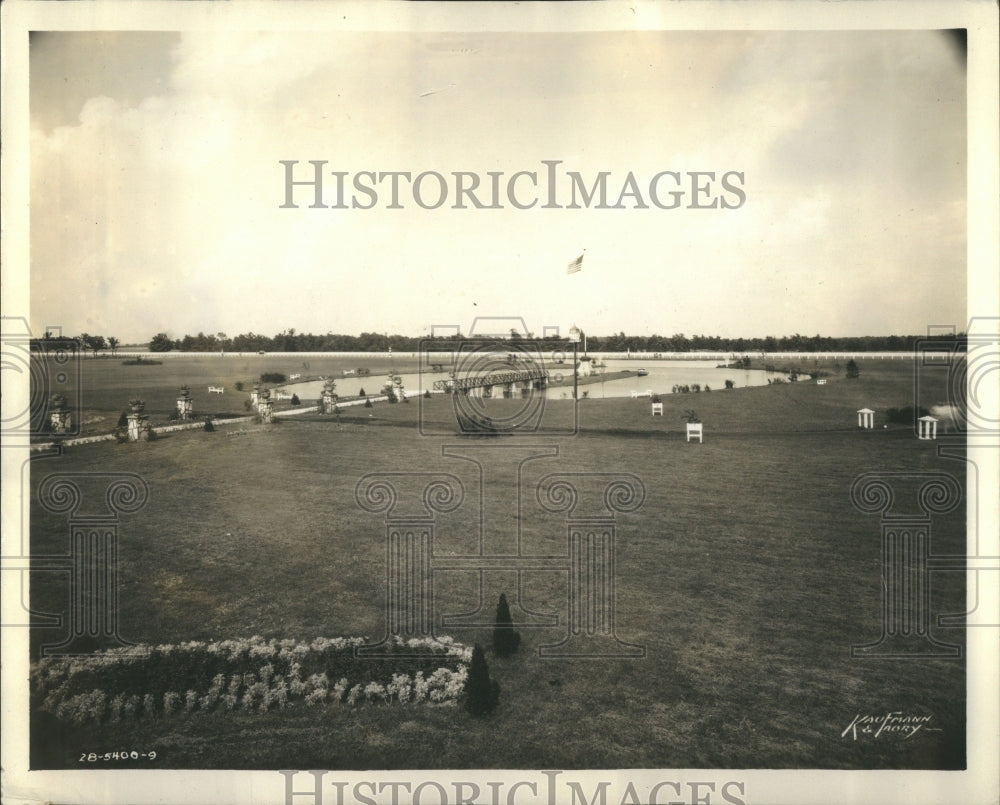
2, 2, 997, 804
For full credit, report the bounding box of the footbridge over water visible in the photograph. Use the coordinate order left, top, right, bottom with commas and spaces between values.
433, 367, 549, 396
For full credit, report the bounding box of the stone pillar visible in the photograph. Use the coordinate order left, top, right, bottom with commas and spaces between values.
321, 379, 338, 414
126, 399, 147, 441
176, 385, 193, 420
249, 384, 260, 407
257, 389, 273, 423
49, 394, 72, 433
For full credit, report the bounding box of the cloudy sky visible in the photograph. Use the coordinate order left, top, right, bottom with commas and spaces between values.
29, 28, 967, 343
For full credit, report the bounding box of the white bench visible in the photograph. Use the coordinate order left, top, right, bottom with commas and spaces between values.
343, 369, 356, 376
631, 390, 653, 399
651, 402, 663, 416
686, 422, 703, 443
208, 386, 225, 394
289, 373, 301, 380
816, 379, 827, 385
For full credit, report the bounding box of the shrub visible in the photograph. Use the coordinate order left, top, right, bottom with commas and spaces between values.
116, 410, 129, 428
234, 381, 244, 392
203, 417, 215, 432
290, 394, 300, 406
681, 409, 701, 424
358, 388, 366, 397
885, 405, 930, 425
260, 372, 287, 384
492, 594, 521, 657
145, 428, 157, 442
724, 379, 735, 390
845, 359, 860, 379
424, 389, 431, 399
364, 398, 373, 408
463, 644, 500, 716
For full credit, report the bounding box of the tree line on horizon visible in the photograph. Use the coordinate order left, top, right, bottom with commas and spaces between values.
30, 328, 967, 355
145, 329, 966, 354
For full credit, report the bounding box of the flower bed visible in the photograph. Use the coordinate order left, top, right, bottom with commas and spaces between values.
32, 635, 471, 725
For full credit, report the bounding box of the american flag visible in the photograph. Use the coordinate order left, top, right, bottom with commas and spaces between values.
566, 254, 583, 274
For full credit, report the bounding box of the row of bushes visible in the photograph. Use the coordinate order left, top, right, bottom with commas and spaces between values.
40, 665, 470, 726
32, 635, 472, 723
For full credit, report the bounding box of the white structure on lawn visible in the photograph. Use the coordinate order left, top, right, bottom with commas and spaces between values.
857, 408, 875, 429
917, 415, 939, 440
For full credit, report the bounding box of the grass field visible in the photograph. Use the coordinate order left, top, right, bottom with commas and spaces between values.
29, 358, 967, 770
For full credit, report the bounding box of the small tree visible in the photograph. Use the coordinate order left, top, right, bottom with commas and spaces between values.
724, 379, 735, 389
203, 417, 215, 432
492, 593, 521, 657
235, 381, 244, 392
845, 359, 860, 379
364, 397, 373, 408
464, 643, 500, 716
291, 394, 300, 406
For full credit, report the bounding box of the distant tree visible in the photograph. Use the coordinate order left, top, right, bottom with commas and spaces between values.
845, 359, 860, 379
358, 388, 366, 397
464, 643, 500, 716
492, 593, 521, 657
89, 334, 107, 356
107, 336, 120, 356
149, 333, 174, 352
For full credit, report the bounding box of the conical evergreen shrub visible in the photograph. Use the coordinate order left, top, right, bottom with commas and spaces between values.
492, 593, 521, 657
464, 643, 500, 716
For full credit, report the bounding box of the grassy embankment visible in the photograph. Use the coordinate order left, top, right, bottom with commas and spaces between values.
29, 358, 966, 769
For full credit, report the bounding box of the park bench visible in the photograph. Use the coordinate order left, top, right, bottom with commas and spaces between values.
631, 390, 653, 399
208, 386, 224, 394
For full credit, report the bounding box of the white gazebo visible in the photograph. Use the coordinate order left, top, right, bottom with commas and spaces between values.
917, 415, 939, 440
857, 408, 875, 429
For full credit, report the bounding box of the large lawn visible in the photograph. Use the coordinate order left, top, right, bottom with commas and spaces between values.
29, 359, 967, 769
